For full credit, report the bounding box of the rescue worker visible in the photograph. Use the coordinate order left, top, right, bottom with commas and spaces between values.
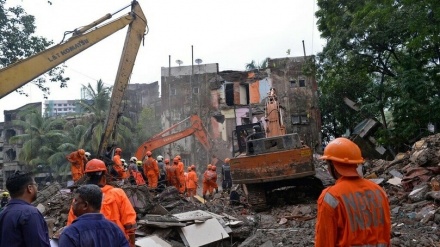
208, 165, 219, 194
186, 166, 198, 198
164, 158, 172, 186
156, 155, 167, 192
143, 151, 159, 188
112, 148, 125, 179
315, 137, 391, 247
137, 160, 148, 182
128, 160, 145, 186
169, 158, 181, 190
66, 149, 87, 182
202, 164, 213, 200
0, 192, 9, 209
222, 158, 233, 193
67, 159, 137, 246
176, 155, 185, 193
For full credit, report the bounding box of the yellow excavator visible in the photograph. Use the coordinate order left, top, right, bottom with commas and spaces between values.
0, 1, 147, 158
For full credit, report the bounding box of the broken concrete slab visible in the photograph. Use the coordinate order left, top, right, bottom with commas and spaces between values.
135, 234, 172, 247
178, 218, 229, 247
387, 177, 402, 186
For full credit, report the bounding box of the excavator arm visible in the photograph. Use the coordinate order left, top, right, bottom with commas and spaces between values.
135, 114, 211, 160
0, 1, 147, 158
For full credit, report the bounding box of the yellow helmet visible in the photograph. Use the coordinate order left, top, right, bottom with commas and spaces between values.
2, 192, 9, 197
136, 161, 143, 167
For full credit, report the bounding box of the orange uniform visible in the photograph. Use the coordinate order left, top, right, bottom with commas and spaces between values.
177, 161, 185, 193
130, 170, 146, 185
67, 184, 137, 240
169, 161, 180, 190
66, 151, 87, 182
143, 157, 159, 188
112, 154, 125, 178
315, 177, 391, 247
186, 169, 198, 197
202, 166, 215, 197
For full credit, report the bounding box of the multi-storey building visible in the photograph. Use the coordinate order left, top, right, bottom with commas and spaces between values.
44, 99, 82, 117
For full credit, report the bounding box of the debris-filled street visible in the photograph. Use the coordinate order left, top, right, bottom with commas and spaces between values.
34, 134, 440, 247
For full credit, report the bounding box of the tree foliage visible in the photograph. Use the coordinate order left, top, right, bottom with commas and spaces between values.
316, 0, 440, 152
0, 0, 68, 97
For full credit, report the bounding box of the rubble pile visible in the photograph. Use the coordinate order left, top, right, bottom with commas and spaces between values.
34, 134, 440, 246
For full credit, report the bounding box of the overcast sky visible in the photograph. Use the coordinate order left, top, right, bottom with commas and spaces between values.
1, 0, 325, 121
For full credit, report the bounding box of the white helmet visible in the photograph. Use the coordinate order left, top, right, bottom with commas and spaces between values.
130, 156, 137, 163
121, 159, 126, 164
85, 152, 91, 158
156, 155, 164, 161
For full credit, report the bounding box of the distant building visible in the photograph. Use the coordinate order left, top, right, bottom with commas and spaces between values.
44, 99, 82, 117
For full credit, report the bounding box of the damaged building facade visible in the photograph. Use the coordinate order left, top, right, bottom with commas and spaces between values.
0, 103, 42, 188
160, 56, 321, 166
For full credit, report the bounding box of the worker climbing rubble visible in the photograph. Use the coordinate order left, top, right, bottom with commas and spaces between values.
315, 137, 391, 247
67, 159, 137, 246
143, 151, 159, 189
66, 149, 88, 182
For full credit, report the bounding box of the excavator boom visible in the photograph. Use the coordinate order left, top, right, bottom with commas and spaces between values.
135, 114, 211, 160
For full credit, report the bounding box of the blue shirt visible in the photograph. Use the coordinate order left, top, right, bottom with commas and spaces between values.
0, 199, 50, 247
59, 213, 129, 247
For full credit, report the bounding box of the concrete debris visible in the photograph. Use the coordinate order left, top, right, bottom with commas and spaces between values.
33, 133, 440, 246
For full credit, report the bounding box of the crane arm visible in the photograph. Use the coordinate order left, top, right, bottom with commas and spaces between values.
97, 2, 147, 157
135, 114, 211, 160
0, 1, 145, 99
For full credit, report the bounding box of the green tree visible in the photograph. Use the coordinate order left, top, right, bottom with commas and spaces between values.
9, 108, 67, 172
0, 0, 68, 97
315, 0, 440, 151
78, 79, 133, 156
245, 57, 270, 71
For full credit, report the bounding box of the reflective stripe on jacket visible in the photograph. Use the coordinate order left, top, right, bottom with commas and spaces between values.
315, 177, 391, 247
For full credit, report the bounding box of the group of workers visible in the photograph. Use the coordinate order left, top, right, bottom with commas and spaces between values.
0, 137, 393, 246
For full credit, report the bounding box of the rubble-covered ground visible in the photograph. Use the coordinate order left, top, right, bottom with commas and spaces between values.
36, 134, 440, 247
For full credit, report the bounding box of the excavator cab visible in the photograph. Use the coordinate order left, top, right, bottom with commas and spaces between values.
232, 122, 265, 155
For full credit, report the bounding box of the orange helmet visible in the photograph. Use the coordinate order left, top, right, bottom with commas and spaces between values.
211, 165, 217, 171
173, 157, 179, 163
78, 149, 85, 156
224, 158, 230, 163
164, 158, 170, 164
191, 164, 196, 170
320, 138, 364, 165
176, 155, 181, 160
85, 159, 107, 173
146, 151, 152, 157
115, 148, 122, 154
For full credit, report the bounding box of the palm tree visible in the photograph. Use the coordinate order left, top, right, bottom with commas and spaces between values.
78, 79, 133, 156
245, 57, 270, 71
78, 79, 111, 155
9, 109, 68, 172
